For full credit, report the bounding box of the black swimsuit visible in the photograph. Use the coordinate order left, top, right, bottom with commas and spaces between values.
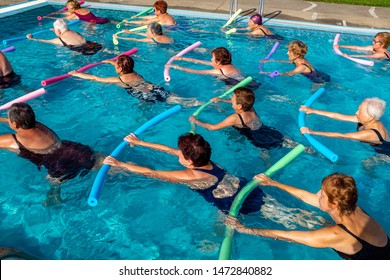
301, 63, 331, 84
194, 161, 264, 214
0, 71, 21, 89
118, 76, 170, 103
384, 52, 390, 61
370, 128, 390, 156
12, 124, 96, 181
333, 224, 390, 260
357, 123, 390, 156
58, 36, 102, 55
233, 113, 283, 150
219, 69, 260, 88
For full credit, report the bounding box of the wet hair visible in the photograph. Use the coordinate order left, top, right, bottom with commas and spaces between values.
364, 97, 386, 121
7, 102, 36, 129
148, 22, 163, 35
66, 0, 81, 10
116, 55, 134, 74
234, 87, 255, 111
250, 13, 262, 25
321, 173, 358, 216
53, 19, 69, 33
374, 32, 390, 48
288, 40, 308, 58
178, 133, 211, 167
211, 47, 232, 65
154, 1, 168, 14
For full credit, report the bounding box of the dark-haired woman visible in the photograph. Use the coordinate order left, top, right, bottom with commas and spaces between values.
69, 55, 169, 102
166, 47, 259, 87
103, 133, 264, 214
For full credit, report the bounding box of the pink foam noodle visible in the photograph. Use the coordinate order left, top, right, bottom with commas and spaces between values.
0, 88, 47, 110
164, 41, 202, 82
333, 33, 374, 67
41, 48, 138, 86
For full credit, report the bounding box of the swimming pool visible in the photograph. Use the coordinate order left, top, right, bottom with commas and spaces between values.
1, 2, 389, 260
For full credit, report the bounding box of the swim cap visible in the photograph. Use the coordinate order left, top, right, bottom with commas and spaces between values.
250, 14, 262, 25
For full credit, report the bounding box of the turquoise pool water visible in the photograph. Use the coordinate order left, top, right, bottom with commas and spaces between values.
0, 4, 389, 260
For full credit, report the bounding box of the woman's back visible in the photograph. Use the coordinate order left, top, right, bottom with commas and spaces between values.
60, 30, 86, 47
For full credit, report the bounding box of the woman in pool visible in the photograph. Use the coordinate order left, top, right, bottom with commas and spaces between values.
0, 103, 97, 205
70, 55, 199, 105
60, 0, 108, 24
166, 47, 259, 87
225, 172, 390, 260
189, 87, 283, 150
26, 19, 102, 55
260, 40, 330, 83
300, 97, 389, 156
228, 13, 281, 39
0, 51, 20, 89
116, 22, 173, 44
123, 0, 176, 27
336, 32, 390, 61
103, 133, 264, 214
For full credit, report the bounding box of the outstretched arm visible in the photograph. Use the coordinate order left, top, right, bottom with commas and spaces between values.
254, 174, 319, 207
259, 59, 291, 64
124, 17, 158, 25
165, 64, 221, 76
26, 34, 62, 45
299, 106, 357, 123
114, 36, 151, 43
300, 127, 380, 143
124, 134, 179, 156
171, 56, 213, 66
103, 156, 193, 182
349, 53, 385, 59
336, 45, 373, 52
189, 114, 238, 131
225, 216, 343, 249
69, 71, 121, 84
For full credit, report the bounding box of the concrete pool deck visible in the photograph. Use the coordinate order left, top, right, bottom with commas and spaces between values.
1, 0, 389, 29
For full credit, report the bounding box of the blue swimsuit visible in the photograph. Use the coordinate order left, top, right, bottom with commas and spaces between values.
194, 161, 265, 214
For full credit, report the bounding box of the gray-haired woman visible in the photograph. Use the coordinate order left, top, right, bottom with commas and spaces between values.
118, 22, 173, 44
300, 97, 389, 156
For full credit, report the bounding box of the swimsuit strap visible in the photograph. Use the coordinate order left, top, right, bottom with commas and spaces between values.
151, 37, 159, 44
337, 224, 371, 245
194, 161, 226, 182
371, 128, 385, 143
302, 63, 314, 73
58, 36, 68, 47
118, 76, 131, 87
12, 134, 24, 148
236, 113, 250, 129
258, 27, 268, 36
219, 68, 229, 78
384, 52, 390, 58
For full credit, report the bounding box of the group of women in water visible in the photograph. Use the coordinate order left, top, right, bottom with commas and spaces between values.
1, 0, 390, 259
